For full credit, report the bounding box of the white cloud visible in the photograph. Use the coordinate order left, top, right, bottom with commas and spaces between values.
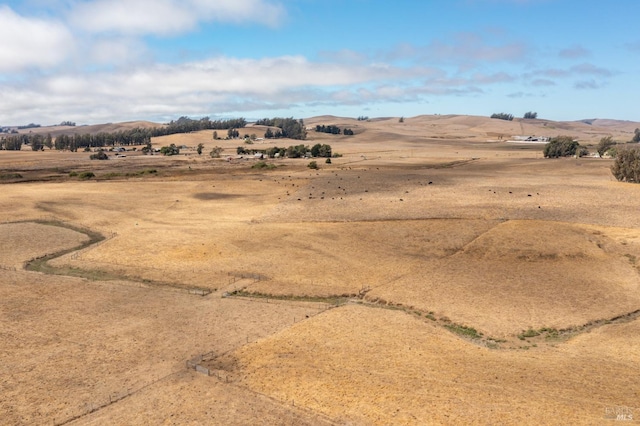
69, 0, 285, 35
0, 55, 422, 123
0, 6, 74, 71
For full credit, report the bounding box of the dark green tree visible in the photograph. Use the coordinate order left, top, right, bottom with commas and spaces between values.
90, 150, 109, 160
160, 144, 180, 156
543, 136, 582, 158
490, 113, 514, 121
611, 147, 640, 182
596, 136, 616, 157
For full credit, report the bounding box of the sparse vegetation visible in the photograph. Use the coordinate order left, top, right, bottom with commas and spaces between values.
518, 328, 541, 340
0, 173, 22, 180
78, 171, 95, 180
445, 324, 483, 339
252, 161, 276, 170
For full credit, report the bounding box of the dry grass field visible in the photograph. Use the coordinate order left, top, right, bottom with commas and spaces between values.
1, 114, 639, 425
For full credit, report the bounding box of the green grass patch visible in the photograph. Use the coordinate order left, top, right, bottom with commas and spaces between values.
251, 161, 277, 170
78, 171, 95, 180
0, 173, 23, 180
518, 328, 541, 340
126, 168, 158, 177
25, 220, 106, 276
102, 172, 123, 179
229, 289, 349, 306
445, 323, 483, 339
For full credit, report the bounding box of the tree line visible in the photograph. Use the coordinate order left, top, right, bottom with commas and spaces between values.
163, 117, 247, 135
0, 117, 249, 151
314, 125, 354, 135
237, 143, 333, 159
256, 117, 307, 140
490, 112, 538, 120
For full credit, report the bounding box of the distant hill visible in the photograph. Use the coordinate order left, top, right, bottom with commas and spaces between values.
305, 114, 640, 143
12, 121, 164, 137
7, 115, 640, 144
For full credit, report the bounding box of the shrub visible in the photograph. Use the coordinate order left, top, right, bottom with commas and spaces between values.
252, 161, 276, 170
325, 158, 332, 164
518, 328, 541, 339
523, 111, 538, 119
160, 144, 180, 156
210, 146, 223, 158
69, 171, 78, 177
611, 146, 640, 183
78, 171, 95, 180
89, 150, 109, 160
597, 136, 616, 157
543, 136, 581, 158
308, 161, 318, 169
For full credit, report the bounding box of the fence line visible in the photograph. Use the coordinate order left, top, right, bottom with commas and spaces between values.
53, 370, 180, 426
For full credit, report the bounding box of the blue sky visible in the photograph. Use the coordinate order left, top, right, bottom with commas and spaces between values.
1, 0, 638, 125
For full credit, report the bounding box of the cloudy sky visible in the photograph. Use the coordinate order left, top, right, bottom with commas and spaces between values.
1, 0, 638, 125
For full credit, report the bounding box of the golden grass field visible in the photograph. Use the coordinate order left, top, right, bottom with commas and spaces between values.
1, 115, 639, 425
